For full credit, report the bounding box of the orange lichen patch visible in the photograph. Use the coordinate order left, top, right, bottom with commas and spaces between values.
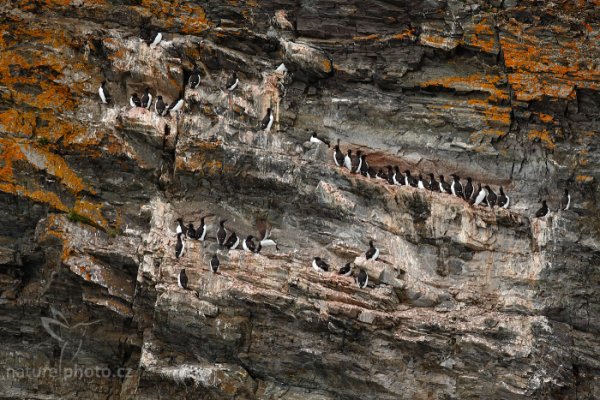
508, 73, 575, 101
389, 29, 417, 41
0, 139, 26, 182
462, 17, 498, 54
421, 74, 509, 102
467, 99, 511, 127
353, 34, 379, 41
537, 113, 554, 124
0, 182, 68, 212
18, 143, 92, 194
576, 175, 594, 183
73, 199, 108, 229
528, 129, 555, 150
322, 59, 333, 74
419, 33, 460, 50
138, 0, 209, 33
0, 110, 36, 137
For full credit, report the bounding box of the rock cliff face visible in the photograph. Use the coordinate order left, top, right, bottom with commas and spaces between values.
1, 0, 599, 398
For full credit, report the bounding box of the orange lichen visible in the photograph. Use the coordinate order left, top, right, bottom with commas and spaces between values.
528, 129, 555, 150
537, 113, 554, 124
576, 175, 593, 183
138, 0, 209, 33
73, 200, 108, 230
353, 34, 379, 41
419, 33, 460, 50
0, 182, 68, 212
421, 74, 509, 102
322, 59, 332, 73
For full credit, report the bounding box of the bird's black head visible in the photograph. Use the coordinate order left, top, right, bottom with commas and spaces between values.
565, 189, 569, 194
145, 87, 150, 93
387, 165, 393, 170
220, 219, 227, 226
314, 256, 321, 261
369, 240, 374, 246
101, 81, 106, 86
232, 72, 237, 78
157, 95, 163, 99
188, 223, 194, 228
266, 107, 272, 113
439, 174, 444, 180
467, 177, 472, 182
404, 170, 410, 174
499, 186, 504, 193
132, 93, 138, 97
334, 144, 339, 150
347, 149, 352, 155
419, 174, 423, 179
180, 269, 185, 274
246, 235, 253, 240
429, 172, 435, 178
312, 132, 317, 137
356, 150, 362, 155
542, 200, 547, 205
485, 185, 491, 189
176, 217, 182, 222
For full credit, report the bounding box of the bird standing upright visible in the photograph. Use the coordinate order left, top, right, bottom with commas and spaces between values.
98, 81, 110, 104
217, 219, 227, 246
210, 254, 220, 273
178, 269, 188, 289
356, 269, 368, 289
560, 189, 571, 211
365, 240, 379, 261
535, 200, 549, 217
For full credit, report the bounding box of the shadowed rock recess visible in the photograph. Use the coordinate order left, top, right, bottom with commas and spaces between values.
1, 0, 599, 399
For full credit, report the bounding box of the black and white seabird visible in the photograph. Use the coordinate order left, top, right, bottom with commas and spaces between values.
338, 262, 353, 277
260, 108, 274, 131
217, 219, 228, 246
439, 175, 451, 193
485, 185, 497, 208
464, 177, 474, 200
498, 186, 510, 209
98, 81, 110, 104
196, 216, 207, 241
168, 98, 184, 114
141, 88, 153, 109
177, 269, 188, 289
387, 166, 395, 185
242, 235, 257, 252
226, 72, 239, 91
473, 184, 488, 206
393, 166, 404, 186
351, 150, 363, 173
130, 93, 141, 107
175, 233, 185, 259
310, 133, 330, 147
224, 231, 240, 250
343, 150, 353, 171
258, 228, 279, 251
189, 70, 201, 89
187, 223, 197, 240
417, 175, 426, 190
149, 32, 162, 48
176, 218, 187, 235
376, 168, 387, 181
404, 170, 418, 187
356, 269, 368, 289
560, 189, 571, 211
428, 173, 439, 192
535, 200, 549, 217
360, 154, 369, 177
155, 95, 166, 115
312, 257, 329, 274
333, 144, 344, 167
450, 174, 464, 198
365, 240, 379, 261
210, 254, 220, 273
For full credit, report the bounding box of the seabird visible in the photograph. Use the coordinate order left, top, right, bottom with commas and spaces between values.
359, 155, 369, 177
560, 189, 571, 211
376, 169, 387, 181
417, 175, 426, 190
439, 175, 451, 193
196, 217, 208, 241
485, 185, 497, 208
351, 150, 362, 173
224, 231, 239, 250
186, 223, 196, 240
258, 228, 279, 251
386, 166, 395, 185
130, 93, 141, 107
393, 167, 404, 186
189, 70, 201, 89
176, 218, 187, 235
177, 269, 188, 289
242, 235, 257, 252
312, 257, 329, 274
365, 240, 379, 261
155, 95, 166, 116
464, 177, 474, 200
473, 184, 488, 206
428, 173, 439, 192
404, 170, 417, 187
310, 133, 330, 147
226, 72, 239, 91
149, 32, 162, 48
260, 108, 274, 131
356, 269, 368, 289
498, 186, 510, 209
141, 87, 153, 109
98, 81, 110, 104
217, 219, 228, 246
210, 254, 220, 273
343, 150, 353, 171
168, 98, 184, 114
175, 233, 185, 259
450, 174, 464, 198
333, 144, 345, 167
535, 200, 549, 217
338, 262, 353, 277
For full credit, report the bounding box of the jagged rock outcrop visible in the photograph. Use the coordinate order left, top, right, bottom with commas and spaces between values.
1, 1, 599, 399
